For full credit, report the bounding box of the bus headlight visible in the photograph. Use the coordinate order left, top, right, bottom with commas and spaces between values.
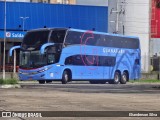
38, 67, 52, 73
50, 73, 54, 77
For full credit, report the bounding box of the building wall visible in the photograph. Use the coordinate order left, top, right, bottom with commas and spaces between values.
76, 0, 108, 6
47, 0, 76, 4
1, 0, 30, 1
0, 1, 108, 32
108, 0, 151, 73
16, 0, 30, 2
68, 0, 75, 4
0, 0, 75, 4
151, 0, 160, 38
150, 0, 160, 57
151, 38, 160, 56
0, 1, 108, 67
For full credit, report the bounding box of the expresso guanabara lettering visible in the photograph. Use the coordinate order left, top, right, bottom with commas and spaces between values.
103, 48, 125, 54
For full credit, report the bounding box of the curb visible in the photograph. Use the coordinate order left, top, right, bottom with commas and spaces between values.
0, 84, 21, 88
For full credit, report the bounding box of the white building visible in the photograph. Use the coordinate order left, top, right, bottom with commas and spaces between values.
75, 0, 152, 73
108, 0, 151, 73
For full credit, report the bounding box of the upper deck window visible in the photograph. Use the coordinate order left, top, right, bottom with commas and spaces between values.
64, 30, 139, 49
49, 30, 66, 43
65, 31, 82, 44
22, 30, 50, 49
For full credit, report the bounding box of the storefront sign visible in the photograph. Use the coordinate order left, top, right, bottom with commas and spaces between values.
0, 31, 26, 38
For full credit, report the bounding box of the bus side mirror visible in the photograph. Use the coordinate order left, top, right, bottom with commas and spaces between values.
9, 46, 21, 56
40, 43, 54, 54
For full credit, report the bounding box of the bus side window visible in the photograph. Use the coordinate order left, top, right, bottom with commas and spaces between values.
88, 34, 99, 46
65, 56, 73, 65
65, 31, 82, 45
50, 30, 65, 43
135, 59, 140, 65
73, 55, 84, 65
98, 35, 106, 46
84, 55, 97, 66
105, 35, 113, 47
50, 32, 56, 42
103, 57, 116, 66
94, 34, 103, 46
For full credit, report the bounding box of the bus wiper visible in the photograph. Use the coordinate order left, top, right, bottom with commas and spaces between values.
34, 64, 43, 68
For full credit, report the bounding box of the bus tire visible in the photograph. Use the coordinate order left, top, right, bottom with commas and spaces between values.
109, 72, 120, 84
62, 70, 70, 84
120, 72, 128, 84
89, 81, 98, 84
46, 80, 52, 84
99, 81, 106, 84
38, 80, 45, 84
89, 81, 106, 84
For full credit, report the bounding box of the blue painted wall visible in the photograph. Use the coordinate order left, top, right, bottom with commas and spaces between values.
0, 2, 108, 32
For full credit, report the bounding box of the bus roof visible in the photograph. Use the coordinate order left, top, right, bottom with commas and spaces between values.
27, 27, 139, 39
27, 27, 69, 32
70, 28, 139, 39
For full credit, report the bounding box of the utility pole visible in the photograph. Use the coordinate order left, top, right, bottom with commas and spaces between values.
109, 0, 126, 34
13, 50, 16, 73
3, 0, 6, 79
20, 17, 29, 31
116, 0, 119, 33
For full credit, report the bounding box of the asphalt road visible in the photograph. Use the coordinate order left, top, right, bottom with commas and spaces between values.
20, 81, 160, 94
0, 82, 160, 120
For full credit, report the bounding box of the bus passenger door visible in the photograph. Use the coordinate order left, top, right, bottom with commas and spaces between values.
65, 55, 83, 79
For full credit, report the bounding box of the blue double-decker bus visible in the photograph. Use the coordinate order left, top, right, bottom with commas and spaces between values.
10, 28, 141, 84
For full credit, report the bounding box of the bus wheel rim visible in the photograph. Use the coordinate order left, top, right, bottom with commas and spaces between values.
115, 75, 119, 82
65, 74, 68, 81
122, 74, 127, 81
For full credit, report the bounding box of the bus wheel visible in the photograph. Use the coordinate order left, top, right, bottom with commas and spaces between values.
109, 72, 120, 84
100, 81, 106, 84
89, 81, 106, 84
46, 80, 52, 84
120, 72, 128, 84
38, 80, 45, 84
89, 81, 98, 84
62, 70, 70, 84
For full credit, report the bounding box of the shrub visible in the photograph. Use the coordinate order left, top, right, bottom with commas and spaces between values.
0, 78, 18, 85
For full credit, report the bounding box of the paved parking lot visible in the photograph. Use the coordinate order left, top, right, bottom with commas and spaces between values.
0, 82, 160, 120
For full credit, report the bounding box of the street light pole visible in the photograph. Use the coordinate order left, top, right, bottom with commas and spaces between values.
3, 0, 6, 79
20, 17, 29, 31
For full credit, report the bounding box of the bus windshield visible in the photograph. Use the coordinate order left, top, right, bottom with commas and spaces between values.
20, 51, 47, 69
49, 30, 66, 43
22, 30, 50, 50
19, 50, 60, 69
21, 29, 67, 50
